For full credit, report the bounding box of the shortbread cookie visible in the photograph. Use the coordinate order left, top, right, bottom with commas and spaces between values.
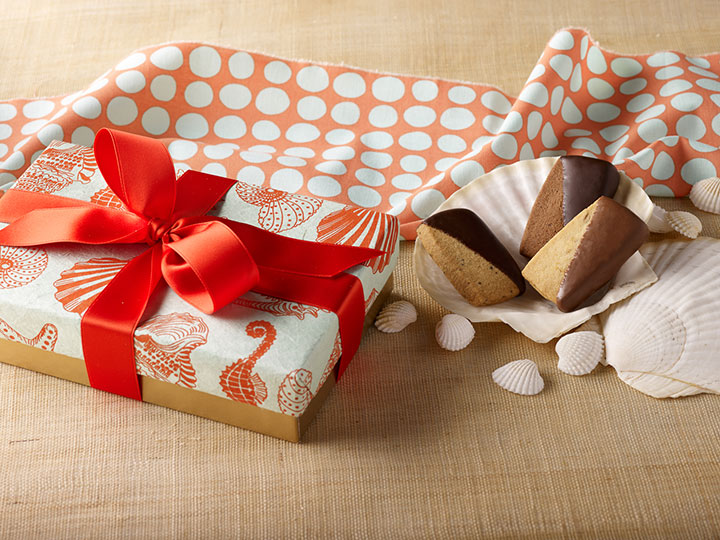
417, 208, 525, 306
522, 196, 648, 312
520, 156, 620, 258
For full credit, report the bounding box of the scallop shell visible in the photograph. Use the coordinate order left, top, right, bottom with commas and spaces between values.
555, 331, 604, 376
492, 359, 544, 395
375, 300, 417, 333
689, 177, 720, 214
646, 204, 673, 233
599, 238, 720, 398
435, 314, 475, 351
53, 257, 127, 315
317, 206, 399, 274
666, 211, 702, 239
414, 157, 657, 344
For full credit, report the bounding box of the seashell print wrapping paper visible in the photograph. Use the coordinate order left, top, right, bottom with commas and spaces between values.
0, 28, 719, 240
414, 157, 658, 343
0, 141, 399, 418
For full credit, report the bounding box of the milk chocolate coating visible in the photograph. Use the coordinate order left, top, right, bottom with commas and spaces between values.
423, 208, 525, 294
556, 197, 648, 312
561, 156, 620, 224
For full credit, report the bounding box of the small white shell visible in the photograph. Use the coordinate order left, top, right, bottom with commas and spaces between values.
666, 210, 702, 239
556, 331, 604, 376
689, 177, 720, 214
435, 313, 474, 351
492, 359, 544, 395
375, 300, 417, 333
646, 204, 673, 233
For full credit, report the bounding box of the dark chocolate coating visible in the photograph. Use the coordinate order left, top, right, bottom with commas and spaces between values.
423, 208, 525, 294
561, 156, 620, 224
556, 197, 648, 312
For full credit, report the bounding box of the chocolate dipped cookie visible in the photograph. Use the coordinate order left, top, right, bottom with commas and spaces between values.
520, 156, 620, 258
417, 208, 525, 306
521, 196, 648, 312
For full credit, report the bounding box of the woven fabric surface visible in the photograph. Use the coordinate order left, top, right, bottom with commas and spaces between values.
1, 1, 720, 538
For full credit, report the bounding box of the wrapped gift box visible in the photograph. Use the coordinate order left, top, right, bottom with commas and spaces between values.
0, 141, 399, 441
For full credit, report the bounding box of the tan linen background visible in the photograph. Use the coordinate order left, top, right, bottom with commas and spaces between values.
1, 1, 720, 537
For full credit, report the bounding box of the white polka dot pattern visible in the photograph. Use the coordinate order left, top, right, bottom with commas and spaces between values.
0, 31, 718, 240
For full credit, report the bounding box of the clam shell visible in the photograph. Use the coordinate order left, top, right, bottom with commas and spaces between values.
666, 210, 702, 239
556, 331, 604, 376
600, 238, 720, 398
647, 204, 673, 233
689, 177, 720, 214
414, 156, 657, 344
492, 359, 544, 395
375, 300, 417, 333
435, 313, 474, 351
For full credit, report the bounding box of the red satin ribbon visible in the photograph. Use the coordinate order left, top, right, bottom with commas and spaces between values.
0, 129, 383, 400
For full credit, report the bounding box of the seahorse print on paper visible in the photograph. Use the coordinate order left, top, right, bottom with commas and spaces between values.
235, 183, 322, 233
134, 312, 209, 388
219, 320, 276, 406
233, 294, 327, 320
0, 246, 48, 289
15, 142, 97, 193
0, 317, 58, 351
277, 369, 313, 417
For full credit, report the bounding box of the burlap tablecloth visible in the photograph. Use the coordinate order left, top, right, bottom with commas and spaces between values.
1, 1, 719, 537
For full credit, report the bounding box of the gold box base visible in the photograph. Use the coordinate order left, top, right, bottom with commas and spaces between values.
0, 276, 393, 442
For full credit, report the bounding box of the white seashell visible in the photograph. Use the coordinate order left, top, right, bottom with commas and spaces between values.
600, 238, 720, 398
666, 210, 702, 239
689, 177, 720, 214
646, 204, 673, 233
414, 157, 657, 344
492, 359, 544, 395
375, 300, 417, 333
573, 315, 603, 335
435, 313, 475, 351
556, 331, 604, 376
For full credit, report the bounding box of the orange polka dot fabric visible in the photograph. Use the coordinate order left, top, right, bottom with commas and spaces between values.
0, 28, 718, 239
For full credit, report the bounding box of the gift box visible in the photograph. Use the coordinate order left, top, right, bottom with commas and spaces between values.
0, 135, 399, 442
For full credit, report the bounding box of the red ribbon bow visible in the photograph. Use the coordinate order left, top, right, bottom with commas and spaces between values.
0, 129, 383, 400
